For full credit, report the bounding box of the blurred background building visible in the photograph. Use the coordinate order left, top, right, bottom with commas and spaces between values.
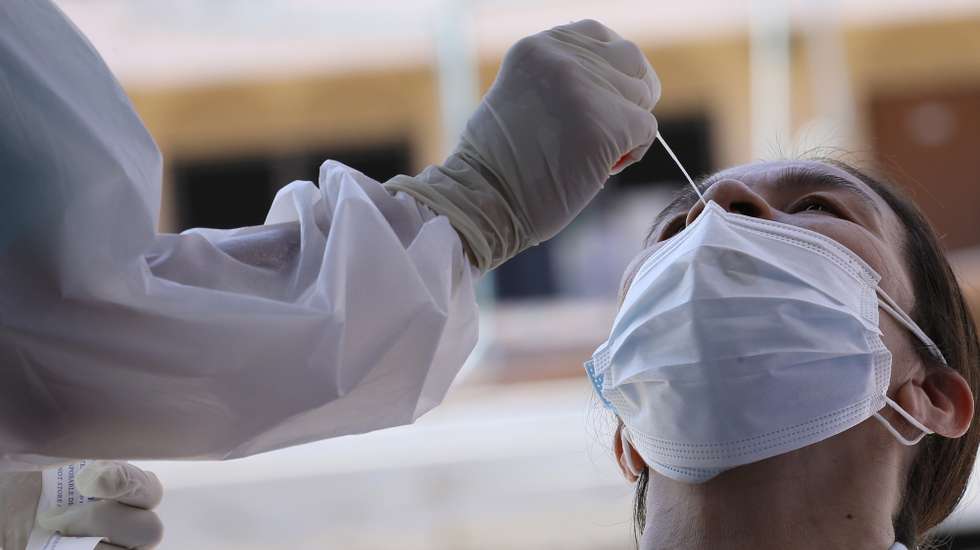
54, 0, 980, 548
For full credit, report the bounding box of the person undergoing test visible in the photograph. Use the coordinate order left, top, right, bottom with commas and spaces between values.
589, 159, 978, 549
0, 0, 659, 546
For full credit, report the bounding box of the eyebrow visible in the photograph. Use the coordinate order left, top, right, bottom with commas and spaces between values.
643, 165, 883, 247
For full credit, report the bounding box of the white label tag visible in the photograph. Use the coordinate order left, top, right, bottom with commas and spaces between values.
38, 461, 99, 512
25, 530, 104, 550
26, 461, 104, 550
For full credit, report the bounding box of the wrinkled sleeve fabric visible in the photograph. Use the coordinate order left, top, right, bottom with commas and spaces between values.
0, 0, 478, 471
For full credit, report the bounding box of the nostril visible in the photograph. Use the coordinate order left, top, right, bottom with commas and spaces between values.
730, 202, 760, 217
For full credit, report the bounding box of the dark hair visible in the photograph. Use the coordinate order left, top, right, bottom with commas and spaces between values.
833, 160, 980, 547
624, 160, 980, 549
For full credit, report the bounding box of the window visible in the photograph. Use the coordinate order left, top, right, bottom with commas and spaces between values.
172, 143, 411, 231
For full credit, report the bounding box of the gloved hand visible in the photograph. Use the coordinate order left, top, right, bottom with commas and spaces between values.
386, 19, 660, 271
0, 461, 164, 550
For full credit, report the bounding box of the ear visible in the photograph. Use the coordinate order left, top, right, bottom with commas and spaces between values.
894, 366, 974, 439
614, 424, 647, 482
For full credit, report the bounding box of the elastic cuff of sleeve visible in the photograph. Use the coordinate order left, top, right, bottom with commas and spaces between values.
384, 160, 530, 272
385, 176, 492, 271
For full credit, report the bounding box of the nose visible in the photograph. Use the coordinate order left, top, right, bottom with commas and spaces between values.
685, 179, 776, 226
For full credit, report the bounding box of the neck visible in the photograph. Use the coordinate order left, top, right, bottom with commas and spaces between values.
640, 430, 904, 550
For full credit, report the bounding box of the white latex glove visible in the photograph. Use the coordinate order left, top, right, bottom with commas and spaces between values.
0, 462, 163, 550
386, 19, 660, 271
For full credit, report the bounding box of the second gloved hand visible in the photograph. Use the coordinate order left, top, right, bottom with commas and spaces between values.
0, 461, 164, 550
40, 461, 164, 549
386, 19, 660, 271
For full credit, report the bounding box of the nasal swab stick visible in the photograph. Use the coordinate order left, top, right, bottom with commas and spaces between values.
657, 130, 706, 206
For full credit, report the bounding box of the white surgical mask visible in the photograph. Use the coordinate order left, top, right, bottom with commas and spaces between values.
585, 200, 946, 483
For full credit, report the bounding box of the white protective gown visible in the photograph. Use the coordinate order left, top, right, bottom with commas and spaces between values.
0, 1, 478, 471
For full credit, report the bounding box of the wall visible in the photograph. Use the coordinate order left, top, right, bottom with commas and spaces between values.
126, 17, 980, 244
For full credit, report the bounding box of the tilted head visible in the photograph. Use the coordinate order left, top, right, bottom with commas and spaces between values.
594, 159, 978, 547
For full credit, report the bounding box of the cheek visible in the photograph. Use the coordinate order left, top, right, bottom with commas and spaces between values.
793, 218, 889, 271
795, 218, 912, 302
879, 313, 920, 391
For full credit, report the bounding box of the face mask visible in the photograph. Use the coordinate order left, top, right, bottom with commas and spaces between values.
585, 200, 947, 483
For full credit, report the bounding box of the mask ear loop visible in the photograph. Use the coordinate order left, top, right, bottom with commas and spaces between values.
876, 288, 948, 366
657, 131, 707, 208
873, 397, 934, 446
874, 289, 943, 445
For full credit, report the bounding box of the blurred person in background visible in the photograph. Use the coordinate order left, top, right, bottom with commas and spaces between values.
0, 0, 658, 546
594, 160, 978, 550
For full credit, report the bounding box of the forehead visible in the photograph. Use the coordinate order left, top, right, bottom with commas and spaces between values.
711, 160, 873, 191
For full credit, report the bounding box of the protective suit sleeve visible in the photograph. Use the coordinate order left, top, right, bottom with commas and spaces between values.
0, 0, 477, 470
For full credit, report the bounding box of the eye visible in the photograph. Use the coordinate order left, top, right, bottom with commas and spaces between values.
790, 196, 842, 217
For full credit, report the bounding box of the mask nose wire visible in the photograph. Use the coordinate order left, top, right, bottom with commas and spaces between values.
657, 130, 707, 207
